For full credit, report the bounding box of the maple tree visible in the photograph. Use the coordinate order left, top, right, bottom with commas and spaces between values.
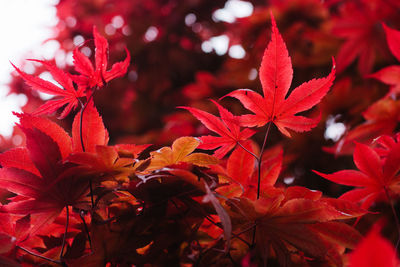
1, 0, 400, 266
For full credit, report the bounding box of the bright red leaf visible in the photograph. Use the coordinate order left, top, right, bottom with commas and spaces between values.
226, 14, 335, 137
11, 60, 85, 119
180, 100, 256, 158
72, 26, 131, 88
71, 100, 109, 153
0, 110, 108, 235
0, 125, 88, 235
369, 24, 400, 97
348, 222, 400, 267
382, 23, 400, 62
217, 143, 283, 199
315, 142, 400, 210
13, 112, 73, 159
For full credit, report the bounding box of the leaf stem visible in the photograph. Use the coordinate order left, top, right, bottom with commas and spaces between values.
60, 205, 70, 261
78, 88, 96, 207
384, 187, 400, 251
257, 121, 272, 200
79, 88, 96, 153
251, 121, 272, 248
79, 210, 93, 251
237, 142, 259, 161
17, 245, 63, 265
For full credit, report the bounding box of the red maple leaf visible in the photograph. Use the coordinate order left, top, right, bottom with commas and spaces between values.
71, 100, 109, 153
0, 212, 30, 255
72, 26, 131, 88
315, 142, 400, 210
226, 14, 335, 137
0, 115, 88, 235
227, 190, 363, 266
332, 1, 398, 75
369, 23, 400, 97
348, 221, 400, 267
217, 142, 283, 199
180, 100, 256, 158
11, 60, 85, 119
0, 104, 107, 235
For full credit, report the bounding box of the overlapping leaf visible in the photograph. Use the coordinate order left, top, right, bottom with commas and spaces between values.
71, 100, 109, 153
181, 100, 256, 158
0, 107, 110, 235
369, 24, 400, 97
348, 222, 400, 267
226, 191, 362, 266
315, 142, 400, 210
147, 136, 218, 170
217, 143, 283, 199
66, 144, 151, 185
0, 123, 87, 235
11, 60, 85, 119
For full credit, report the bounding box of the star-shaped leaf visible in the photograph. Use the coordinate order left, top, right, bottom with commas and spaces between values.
226, 14, 335, 137
315, 142, 400, 210
72, 26, 131, 88
11, 60, 85, 119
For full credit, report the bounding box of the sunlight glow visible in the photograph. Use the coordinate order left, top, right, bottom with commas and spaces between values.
324, 115, 346, 142
213, 0, 253, 23
0, 0, 58, 137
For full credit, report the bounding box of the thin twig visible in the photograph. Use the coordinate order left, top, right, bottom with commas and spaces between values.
79, 89, 96, 207
60, 205, 70, 261
384, 187, 400, 252
257, 121, 272, 199
89, 180, 94, 209
79, 88, 96, 153
79, 210, 93, 251
237, 142, 259, 160
251, 121, 272, 248
17, 245, 63, 265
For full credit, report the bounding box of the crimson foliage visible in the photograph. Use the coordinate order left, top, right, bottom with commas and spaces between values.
1, 0, 400, 266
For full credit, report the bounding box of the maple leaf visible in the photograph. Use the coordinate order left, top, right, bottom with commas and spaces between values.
0, 108, 107, 235
180, 100, 256, 158
315, 142, 400, 210
373, 133, 400, 158
11, 60, 85, 119
348, 222, 400, 267
71, 100, 109, 153
226, 192, 362, 266
66, 144, 151, 185
0, 120, 88, 235
331, 1, 394, 75
369, 24, 400, 97
67, 146, 132, 176
147, 136, 218, 171
72, 26, 131, 88
0, 212, 31, 255
217, 143, 283, 199
225, 14, 335, 137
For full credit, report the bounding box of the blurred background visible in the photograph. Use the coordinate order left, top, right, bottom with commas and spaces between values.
0, 0, 58, 136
